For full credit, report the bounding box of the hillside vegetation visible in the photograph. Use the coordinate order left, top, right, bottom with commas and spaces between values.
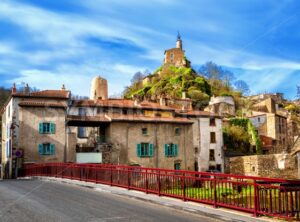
124, 62, 247, 109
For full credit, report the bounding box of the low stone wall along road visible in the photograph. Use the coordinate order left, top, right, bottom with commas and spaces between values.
0, 179, 223, 222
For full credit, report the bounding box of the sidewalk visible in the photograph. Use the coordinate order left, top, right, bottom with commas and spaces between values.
23, 176, 278, 222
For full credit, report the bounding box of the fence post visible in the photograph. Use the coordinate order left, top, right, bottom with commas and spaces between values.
127, 168, 130, 190
110, 167, 113, 186
146, 169, 148, 194
253, 179, 258, 217
182, 173, 186, 201
213, 175, 217, 208
158, 170, 161, 196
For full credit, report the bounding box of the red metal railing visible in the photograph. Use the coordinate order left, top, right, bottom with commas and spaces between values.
20, 163, 300, 221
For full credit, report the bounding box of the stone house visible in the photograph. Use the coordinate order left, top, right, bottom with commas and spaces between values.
67, 98, 195, 170
204, 96, 235, 117
175, 110, 224, 172
248, 112, 288, 153
229, 153, 299, 179
1, 76, 225, 177
247, 97, 290, 153
0, 84, 70, 178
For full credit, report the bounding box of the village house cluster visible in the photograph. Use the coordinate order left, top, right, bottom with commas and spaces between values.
1, 35, 299, 179
0, 78, 224, 178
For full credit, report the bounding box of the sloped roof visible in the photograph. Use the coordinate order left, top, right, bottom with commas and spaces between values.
175, 110, 221, 118
72, 99, 174, 111
13, 90, 70, 99
109, 113, 192, 124
66, 113, 192, 124
19, 100, 67, 108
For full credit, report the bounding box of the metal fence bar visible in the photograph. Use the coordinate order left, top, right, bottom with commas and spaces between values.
20, 163, 300, 221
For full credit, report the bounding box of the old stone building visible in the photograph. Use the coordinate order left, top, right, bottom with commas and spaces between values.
163, 33, 190, 69
0, 84, 70, 178
204, 96, 235, 117
229, 153, 299, 179
248, 97, 289, 153
90, 76, 108, 100
67, 98, 195, 170
1, 75, 225, 177
176, 110, 224, 172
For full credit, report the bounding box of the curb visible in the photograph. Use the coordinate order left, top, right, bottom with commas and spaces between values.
24, 177, 278, 222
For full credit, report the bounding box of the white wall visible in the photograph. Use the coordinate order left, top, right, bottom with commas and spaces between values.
249, 114, 266, 128
198, 117, 224, 172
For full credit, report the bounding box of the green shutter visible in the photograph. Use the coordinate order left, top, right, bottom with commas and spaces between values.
38, 144, 43, 155
136, 144, 141, 157
50, 123, 55, 134
39, 123, 43, 134
164, 144, 168, 157
149, 144, 154, 157
50, 144, 55, 155
174, 144, 178, 156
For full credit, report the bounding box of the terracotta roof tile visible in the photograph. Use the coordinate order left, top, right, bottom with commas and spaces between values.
13, 90, 70, 99
73, 99, 174, 111
67, 113, 192, 124
67, 115, 111, 122
19, 100, 67, 108
109, 113, 192, 124
175, 110, 221, 118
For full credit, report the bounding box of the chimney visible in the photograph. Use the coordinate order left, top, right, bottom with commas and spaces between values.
134, 99, 139, 107
11, 83, 17, 94
61, 84, 66, 90
182, 91, 186, 99
159, 97, 166, 106
24, 83, 30, 95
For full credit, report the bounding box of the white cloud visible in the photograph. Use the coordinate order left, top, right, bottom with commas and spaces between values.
9, 62, 146, 97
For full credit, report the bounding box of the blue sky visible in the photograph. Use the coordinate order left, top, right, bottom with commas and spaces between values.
0, 0, 300, 99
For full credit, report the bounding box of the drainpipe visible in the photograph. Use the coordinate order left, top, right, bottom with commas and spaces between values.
197, 118, 201, 171
154, 122, 158, 168
126, 123, 137, 165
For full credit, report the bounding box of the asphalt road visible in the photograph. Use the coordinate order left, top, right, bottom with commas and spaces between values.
0, 179, 223, 222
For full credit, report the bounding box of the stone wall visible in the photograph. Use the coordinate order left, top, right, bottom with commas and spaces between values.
109, 122, 194, 170
18, 106, 66, 163
228, 153, 299, 179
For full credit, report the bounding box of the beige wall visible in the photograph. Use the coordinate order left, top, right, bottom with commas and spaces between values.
18, 107, 66, 163
229, 154, 298, 179
109, 122, 194, 170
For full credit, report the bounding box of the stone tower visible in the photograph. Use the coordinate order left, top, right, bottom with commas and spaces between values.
90, 76, 108, 100
176, 32, 182, 49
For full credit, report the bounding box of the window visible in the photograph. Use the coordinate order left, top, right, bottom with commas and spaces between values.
174, 162, 181, 170
175, 128, 181, 136
122, 109, 128, 115
78, 127, 87, 138
39, 122, 55, 134
8, 105, 10, 118
78, 108, 86, 116
216, 164, 222, 172
142, 128, 148, 135
38, 143, 55, 155
210, 132, 216, 143
136, 143, 154, 157
209, 165, 216, 170
209, 149, 215, 161
164, 144, 178, 157
258, 117, 260, 123
170, 53, 174, 59
209, 118, 216, 126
